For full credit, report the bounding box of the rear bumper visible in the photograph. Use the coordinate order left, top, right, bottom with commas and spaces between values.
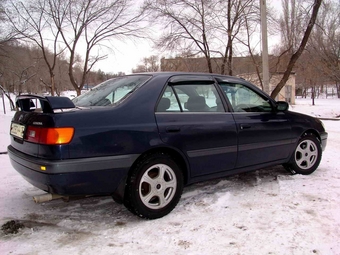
7, 145, 138, 196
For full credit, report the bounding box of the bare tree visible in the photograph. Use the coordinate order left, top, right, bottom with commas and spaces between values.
0, 0, 19, 48
270, 0, 322, 99
4, 0, 148, 96
49, 0, 148, 95
5, 0, 67, 96
279, 0, 313, 54
0, 43, 36, 93
234, 4, 262, 88
146, 0, 217, 73
0, 84, 15, 110
296, 50, 327, 104
132, 55, 159, 73
309, 0, 340, 98
146, 0, 258, 75
214, 0, 258, 75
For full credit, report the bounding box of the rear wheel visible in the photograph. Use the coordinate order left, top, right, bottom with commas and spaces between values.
284, 134, 322, 175
124, 152, 183, 219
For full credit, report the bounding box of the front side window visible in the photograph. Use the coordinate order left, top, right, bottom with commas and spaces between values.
157, 83, 224, 112
220, 83, 272, 112
73, 75, 151, 107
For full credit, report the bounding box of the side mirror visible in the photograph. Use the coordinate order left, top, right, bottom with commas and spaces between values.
276, 101, 289, 112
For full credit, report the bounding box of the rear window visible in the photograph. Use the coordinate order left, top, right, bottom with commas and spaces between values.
73, 75, 151, 107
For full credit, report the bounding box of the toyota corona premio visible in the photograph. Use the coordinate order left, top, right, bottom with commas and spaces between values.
8, 72, 328, 219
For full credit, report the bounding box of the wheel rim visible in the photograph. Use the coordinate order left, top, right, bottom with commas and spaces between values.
139, 163, 177, 210
295, 139, 318, 170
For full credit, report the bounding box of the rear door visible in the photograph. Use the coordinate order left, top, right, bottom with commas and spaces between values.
155, 75, 238, 177
218, 82, 293, 168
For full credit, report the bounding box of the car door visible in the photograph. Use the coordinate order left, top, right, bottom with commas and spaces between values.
219, 82, 293, 168
155, 75, 238, 177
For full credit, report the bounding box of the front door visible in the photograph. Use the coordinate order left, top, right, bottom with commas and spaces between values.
219, 82, 293, 168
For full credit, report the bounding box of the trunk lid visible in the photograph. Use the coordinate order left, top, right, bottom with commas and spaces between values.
9, 95, 76, 159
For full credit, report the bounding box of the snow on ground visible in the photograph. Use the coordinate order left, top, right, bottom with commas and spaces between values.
0, 95, 340, 255
291, 97, 340, 119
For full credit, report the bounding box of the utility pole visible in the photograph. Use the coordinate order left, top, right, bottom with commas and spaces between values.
260, 0, 270, 95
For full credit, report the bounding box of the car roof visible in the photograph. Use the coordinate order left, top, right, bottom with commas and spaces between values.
128, 71, 245, 83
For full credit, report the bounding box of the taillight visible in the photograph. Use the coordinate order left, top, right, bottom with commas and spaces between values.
25, 126, 74, 145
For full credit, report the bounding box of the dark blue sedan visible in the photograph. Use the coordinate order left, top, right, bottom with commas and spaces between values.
8, 72, 328, 219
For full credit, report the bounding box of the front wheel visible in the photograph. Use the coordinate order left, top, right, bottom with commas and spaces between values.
124, 153, 183, 219
284, 134, 322, 175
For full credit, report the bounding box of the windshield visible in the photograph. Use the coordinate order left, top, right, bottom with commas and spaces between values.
73, 75, 151, 107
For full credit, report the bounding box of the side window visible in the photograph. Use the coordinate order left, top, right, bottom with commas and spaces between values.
102, 86, 133, 105
220, 83, 272, 112
156, 86, 181, 112
176, 84, 223, 112
173, 87, 189, 110
157, 84, 224, 112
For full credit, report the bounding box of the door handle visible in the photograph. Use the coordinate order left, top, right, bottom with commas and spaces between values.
166, 127, 181, 133
240, 124, 251, 130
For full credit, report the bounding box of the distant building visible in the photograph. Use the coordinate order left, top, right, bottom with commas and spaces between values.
161, 56, 296, 104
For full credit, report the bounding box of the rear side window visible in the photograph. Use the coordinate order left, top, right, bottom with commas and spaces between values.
73, 75, 151, 107
157, 84, 224, 112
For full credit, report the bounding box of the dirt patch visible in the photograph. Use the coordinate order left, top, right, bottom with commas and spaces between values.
1, 220, 25, 235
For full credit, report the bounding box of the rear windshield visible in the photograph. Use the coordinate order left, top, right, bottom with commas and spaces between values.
73, 75, 151, 107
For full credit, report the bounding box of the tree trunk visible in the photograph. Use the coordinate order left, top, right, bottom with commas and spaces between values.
75, 87, 81, 97
220, 46, 229, 75
206, 57, 213, 73
0, 85, 15, 111
270, 0, 322, 99
227, 37, 233, 76
227, 0, 232, 76
50, 75, 55, 96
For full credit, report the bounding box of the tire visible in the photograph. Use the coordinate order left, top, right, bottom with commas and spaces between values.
124, 152, 183, 219
284, 134, 322, 175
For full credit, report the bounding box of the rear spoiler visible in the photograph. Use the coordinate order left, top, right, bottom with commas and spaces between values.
16, 94, 76, 113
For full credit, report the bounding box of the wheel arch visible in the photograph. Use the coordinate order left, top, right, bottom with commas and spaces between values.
291, 129, 322, 160
112, 146, 190, 204
132, 147, 190, 185
284, 129, 323, 175
300, 129, 322, 143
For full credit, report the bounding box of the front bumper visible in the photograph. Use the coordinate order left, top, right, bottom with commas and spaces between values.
7, 145, 139, 196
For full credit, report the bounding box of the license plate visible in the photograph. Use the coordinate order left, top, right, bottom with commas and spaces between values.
10, 123, 25, 139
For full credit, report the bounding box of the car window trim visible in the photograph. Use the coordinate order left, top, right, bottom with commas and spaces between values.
168, 75, 214, 84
